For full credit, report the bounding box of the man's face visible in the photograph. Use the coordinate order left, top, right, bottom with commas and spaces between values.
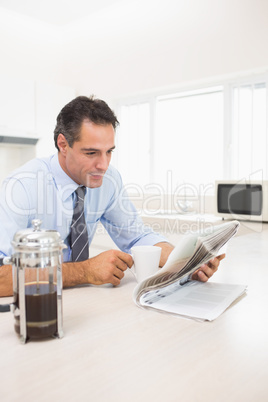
58, 120, 115, 188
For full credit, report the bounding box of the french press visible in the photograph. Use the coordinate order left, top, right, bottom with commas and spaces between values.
5, 219, 66, 343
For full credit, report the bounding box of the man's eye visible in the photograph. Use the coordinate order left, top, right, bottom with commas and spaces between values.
86, 152, 96, 156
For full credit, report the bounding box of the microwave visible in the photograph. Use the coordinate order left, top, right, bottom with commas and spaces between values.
215, 180, 268, 222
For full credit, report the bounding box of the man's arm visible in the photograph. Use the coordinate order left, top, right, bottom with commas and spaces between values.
0, 250, 134, 297
62, 249, 133, 288
0, 265, 13, 297
0, 246, 225, 297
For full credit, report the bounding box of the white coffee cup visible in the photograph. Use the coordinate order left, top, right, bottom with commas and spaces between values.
130, 245, 161, 283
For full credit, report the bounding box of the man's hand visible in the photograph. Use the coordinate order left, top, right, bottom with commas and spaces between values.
191, 254, 226, 282
154, 242, 175, 267
85, 250, 133, 286
62, 249, 133, 288
154, 242, 225, 282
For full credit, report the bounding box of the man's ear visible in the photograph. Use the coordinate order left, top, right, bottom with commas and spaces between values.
57, 134, 68, 155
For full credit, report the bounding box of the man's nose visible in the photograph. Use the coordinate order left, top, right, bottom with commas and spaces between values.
96, 154, 109, 170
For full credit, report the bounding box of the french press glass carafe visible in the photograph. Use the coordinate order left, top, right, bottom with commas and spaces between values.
7, 219, 66, 343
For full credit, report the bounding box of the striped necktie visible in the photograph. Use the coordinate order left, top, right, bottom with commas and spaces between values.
70, 186, 89, 262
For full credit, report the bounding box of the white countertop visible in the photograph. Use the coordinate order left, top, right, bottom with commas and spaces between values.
0, 221, 268, 401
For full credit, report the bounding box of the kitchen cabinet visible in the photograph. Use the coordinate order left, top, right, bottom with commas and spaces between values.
0, 76, 35, 135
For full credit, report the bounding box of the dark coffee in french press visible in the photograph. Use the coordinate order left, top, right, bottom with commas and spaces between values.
7, 219, 66, 343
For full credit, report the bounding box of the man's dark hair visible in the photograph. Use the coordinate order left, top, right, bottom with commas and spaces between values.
54, 95, 119, 150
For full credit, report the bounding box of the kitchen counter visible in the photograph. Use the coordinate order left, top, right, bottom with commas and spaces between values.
0, 220, 268, 401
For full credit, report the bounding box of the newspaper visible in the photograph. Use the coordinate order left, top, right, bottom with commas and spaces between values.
133, 220, 246, 321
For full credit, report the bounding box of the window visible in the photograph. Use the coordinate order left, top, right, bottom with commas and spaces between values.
116, 102, 151, 187
115, 74, 268, 196
232, 81, 267, 180
155, 87, 223, 192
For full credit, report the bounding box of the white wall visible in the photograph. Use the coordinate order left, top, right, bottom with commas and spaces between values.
0, 6, 62, 84
1, 0, 268, 101
0, 8, 76, 172
58, 0, 268, 101
0, 0, 268, 166
35, 83, 76, 157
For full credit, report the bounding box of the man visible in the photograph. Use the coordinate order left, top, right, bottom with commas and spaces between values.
0, 96, 223, 297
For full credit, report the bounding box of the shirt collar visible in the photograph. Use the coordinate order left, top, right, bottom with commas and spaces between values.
50, 153, 79, 201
